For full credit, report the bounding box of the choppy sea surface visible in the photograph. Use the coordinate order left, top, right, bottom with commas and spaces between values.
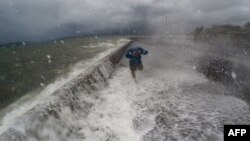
0, 37, 123, 110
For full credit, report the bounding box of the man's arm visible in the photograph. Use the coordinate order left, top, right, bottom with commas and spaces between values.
125, 49, 133, 58
139, 48, 148, 55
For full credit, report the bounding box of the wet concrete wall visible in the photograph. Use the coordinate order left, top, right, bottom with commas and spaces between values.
0, 41, 132, 141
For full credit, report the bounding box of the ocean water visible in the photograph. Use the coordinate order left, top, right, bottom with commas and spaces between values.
0, 37, 121, 110
1, 36, 249, 141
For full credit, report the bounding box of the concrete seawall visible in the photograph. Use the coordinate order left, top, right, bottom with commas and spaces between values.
0, 40, 132, 141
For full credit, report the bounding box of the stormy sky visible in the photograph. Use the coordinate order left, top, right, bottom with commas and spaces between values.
0, 0, 250, 44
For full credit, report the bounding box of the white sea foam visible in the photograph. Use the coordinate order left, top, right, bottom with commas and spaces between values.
77, 68, 142, 141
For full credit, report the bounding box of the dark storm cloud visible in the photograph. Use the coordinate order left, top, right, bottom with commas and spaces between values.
0, 0, 250, 43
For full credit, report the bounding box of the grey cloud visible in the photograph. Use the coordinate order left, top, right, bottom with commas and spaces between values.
192, 0, 242, 12
0, 0, 250, 44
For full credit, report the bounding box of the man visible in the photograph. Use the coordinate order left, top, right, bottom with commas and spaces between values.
125, 46, 148, 80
